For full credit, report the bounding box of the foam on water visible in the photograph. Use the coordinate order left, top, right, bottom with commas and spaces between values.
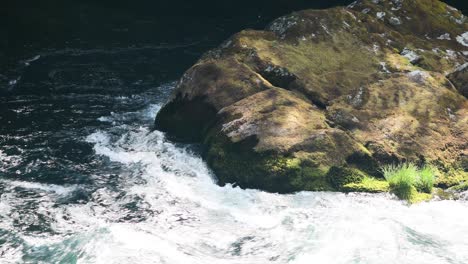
0, 149, 23, 173
0, 179, 78, 196
1, 91, 468, 264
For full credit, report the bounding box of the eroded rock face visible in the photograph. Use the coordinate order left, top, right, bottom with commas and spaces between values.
448, 63, 468, 97
155, 0, 468, 193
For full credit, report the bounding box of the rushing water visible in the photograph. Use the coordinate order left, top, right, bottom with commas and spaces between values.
2, 2, 468, 263
2, 75, 468, 263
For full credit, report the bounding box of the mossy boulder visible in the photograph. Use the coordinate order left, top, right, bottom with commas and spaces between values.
204, 132, 333, 193
326, 166, 366, 190
155, 0, 468, 193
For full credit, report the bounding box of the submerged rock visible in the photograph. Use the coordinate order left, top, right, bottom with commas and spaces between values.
155, 0, 468, 193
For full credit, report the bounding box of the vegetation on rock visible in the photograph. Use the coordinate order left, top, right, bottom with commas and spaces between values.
155, 0, 468, 195
416, 165, 436, 193
382, 163, 436, 202
326, 166, 366, 190
341, 177, 389, 193
383, 163, 419, 201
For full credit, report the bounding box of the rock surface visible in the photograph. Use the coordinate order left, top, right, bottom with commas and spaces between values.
155, 0, 468, 193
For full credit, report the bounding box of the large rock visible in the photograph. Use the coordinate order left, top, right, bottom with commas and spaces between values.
155, 0, 468, 193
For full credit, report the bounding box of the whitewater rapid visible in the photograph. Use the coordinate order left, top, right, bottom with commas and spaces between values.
1, 85, 468, 264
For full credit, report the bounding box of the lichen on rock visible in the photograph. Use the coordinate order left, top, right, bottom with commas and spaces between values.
155, 0, 468, 194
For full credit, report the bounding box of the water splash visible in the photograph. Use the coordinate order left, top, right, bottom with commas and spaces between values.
1, 86, 468, 264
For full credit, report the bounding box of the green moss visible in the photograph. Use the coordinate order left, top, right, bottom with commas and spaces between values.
301, 167, 334, 191
436, 169, 468, 188
204, 131, 333, 193
433, 188, 457, 200
408, 188, 433, 204
409, 0, 465, 39
342, 177, 389, 193
326, 166, 366, 190
253, 32, 380, 102
391, 184, 432, 204
156, 0, 467, 195
416, 51, 451, 73
345, 151, 383, 178
357, 0, 465, 49
448, 182, 468, 192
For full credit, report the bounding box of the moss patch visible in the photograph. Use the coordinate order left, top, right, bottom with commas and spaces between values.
326, 166, 366, 190
408, 188, 433, 204
436, 169, 468, 188
448, 182, 468, 192
342, 177, 390, 193
204, 130, 333, 193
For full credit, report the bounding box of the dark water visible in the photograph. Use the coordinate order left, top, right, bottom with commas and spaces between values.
1, 1, 468, 263
0, 0, 356, 189
1, 0, 358, 94
2, 0, 466, 94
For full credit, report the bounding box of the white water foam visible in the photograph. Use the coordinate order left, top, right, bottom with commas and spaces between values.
3, 99, 468, 264
0, 149, 23, 173
0, 179, 78, 196
78, 128, 468, 263
97, 104, 160, 124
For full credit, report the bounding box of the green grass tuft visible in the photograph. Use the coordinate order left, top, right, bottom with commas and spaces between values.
382, 163, 436, 202
416, 165, 435, 194
382, 163, 419, 201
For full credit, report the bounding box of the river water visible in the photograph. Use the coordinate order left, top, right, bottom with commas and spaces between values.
2, 69, 468, 263
2, 1, 468, 263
